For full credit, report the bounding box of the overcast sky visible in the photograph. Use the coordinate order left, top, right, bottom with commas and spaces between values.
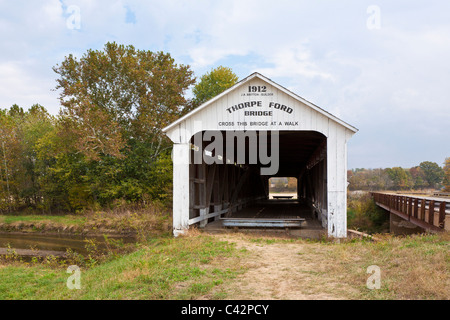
0, 0, 449, 169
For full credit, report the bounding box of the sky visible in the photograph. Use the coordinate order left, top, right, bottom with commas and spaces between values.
0, 0, 449, 170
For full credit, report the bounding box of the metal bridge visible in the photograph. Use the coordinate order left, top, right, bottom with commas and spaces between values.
371, 192, 450, 232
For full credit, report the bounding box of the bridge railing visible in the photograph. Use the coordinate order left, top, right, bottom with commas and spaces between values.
371, 192, 450, 232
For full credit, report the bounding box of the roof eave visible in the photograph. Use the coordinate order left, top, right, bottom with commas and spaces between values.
163, 72, 358, 134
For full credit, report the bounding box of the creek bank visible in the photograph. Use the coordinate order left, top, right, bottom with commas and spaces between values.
0, 222, 138, 237
0, 213, 171, 259
0, 247, 67, 258
0, 213, 172, 237
0, 231, 137, 259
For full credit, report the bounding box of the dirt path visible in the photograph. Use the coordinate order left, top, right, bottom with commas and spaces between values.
203, 233, 360, 300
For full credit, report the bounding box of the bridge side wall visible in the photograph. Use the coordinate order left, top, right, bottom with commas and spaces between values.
326, 122, 353, 238
298, 158, 327, 226
172, 143, 191, 237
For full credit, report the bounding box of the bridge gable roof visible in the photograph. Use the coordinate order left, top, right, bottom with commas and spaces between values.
163, 72, 358, 135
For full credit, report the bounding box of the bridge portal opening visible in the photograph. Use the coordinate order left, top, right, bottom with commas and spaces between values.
187, 130, 328, 230
269, 177, 298, 200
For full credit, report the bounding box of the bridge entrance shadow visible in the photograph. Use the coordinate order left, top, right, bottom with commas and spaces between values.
188, 130, 327, 239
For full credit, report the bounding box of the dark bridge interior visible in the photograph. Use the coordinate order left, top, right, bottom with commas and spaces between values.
188, 131, 328, 230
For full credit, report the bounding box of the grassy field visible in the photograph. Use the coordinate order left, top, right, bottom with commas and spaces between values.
1, 228, 448, 300
0, 214, 87, 226
0, 231, 244, 300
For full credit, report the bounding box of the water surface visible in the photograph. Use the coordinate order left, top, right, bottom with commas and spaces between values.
0, 232, 135, 256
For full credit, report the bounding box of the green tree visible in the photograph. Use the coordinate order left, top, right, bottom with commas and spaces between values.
348, 168, 393, 191
0, 109, 18, 212
192, 66, 239, 107
0, 105, 57, 212
419, 161, 444, 189
443, 158, 450, 192
386, 167, 414, 190
409, 166, 427, 189
53, 42, 195, 161
17, 105, 55, 207
51, 42, 195, 209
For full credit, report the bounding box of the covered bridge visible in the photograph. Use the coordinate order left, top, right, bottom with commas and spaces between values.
163, 73, 358, 238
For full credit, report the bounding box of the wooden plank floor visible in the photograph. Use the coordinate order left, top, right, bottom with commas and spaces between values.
228, 200, 314, 220
204, 199, 325, 237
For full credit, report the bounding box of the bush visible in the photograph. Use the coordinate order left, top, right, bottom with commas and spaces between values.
347, 192, 389, 234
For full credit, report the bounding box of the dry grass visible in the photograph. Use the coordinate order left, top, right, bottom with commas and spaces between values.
203, 232, 449, 300
312, 233, 449, 299
0, 204, 172, 237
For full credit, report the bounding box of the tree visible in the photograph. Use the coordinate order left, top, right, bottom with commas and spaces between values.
192, 66, 239, 107
419, 161, 444, 189
443, 158, 450, 192
409, 166, 427, 189
53, 42, 195, 161
0, 111, 14, 212
17, 105, 55, 207
50, 42, 197, 209
0, 105, 56, 212
0, 107, 22, 211
386, 167, 414, 190
348, 168, 392, 191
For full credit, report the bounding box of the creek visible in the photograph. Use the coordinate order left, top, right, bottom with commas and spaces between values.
0, 232, 136, 258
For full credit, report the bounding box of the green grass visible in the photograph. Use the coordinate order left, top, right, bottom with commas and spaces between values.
0, 215, 87, 226
0, 233, 244, 300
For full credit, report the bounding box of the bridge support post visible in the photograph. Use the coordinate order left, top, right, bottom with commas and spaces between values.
173, 143, 190, 237
326, 123, 350, 239
390, 212, 424, 235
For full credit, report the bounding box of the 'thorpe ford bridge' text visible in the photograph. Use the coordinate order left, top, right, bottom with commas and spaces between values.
220, 101, 299, 127
226, 101, 294, 116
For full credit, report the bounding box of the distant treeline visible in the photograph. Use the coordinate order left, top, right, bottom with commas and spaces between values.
0, 104, 175, 214
270, 177, 297, 192
348, 160, 450, 191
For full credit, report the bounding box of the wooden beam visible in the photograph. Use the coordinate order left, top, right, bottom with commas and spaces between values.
306, 140, 327, 170
428, 200, 435, 225
229, 168, 252, 209
205, 164, 216, 209
420, 199, 426, 221
413, 198, 419, 219
408, 197, 412, 216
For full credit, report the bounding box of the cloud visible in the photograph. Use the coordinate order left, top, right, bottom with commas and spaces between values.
0, 60, 59, 110
0, 0, 449, 168
257, 43, 334, 81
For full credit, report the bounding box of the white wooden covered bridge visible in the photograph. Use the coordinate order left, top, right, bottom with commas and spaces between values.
163, 73, 358, 238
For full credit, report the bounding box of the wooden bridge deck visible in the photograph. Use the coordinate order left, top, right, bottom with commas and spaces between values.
204, 199, 324, 236
226, 199, 312, 220
371, 192, 450, 232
